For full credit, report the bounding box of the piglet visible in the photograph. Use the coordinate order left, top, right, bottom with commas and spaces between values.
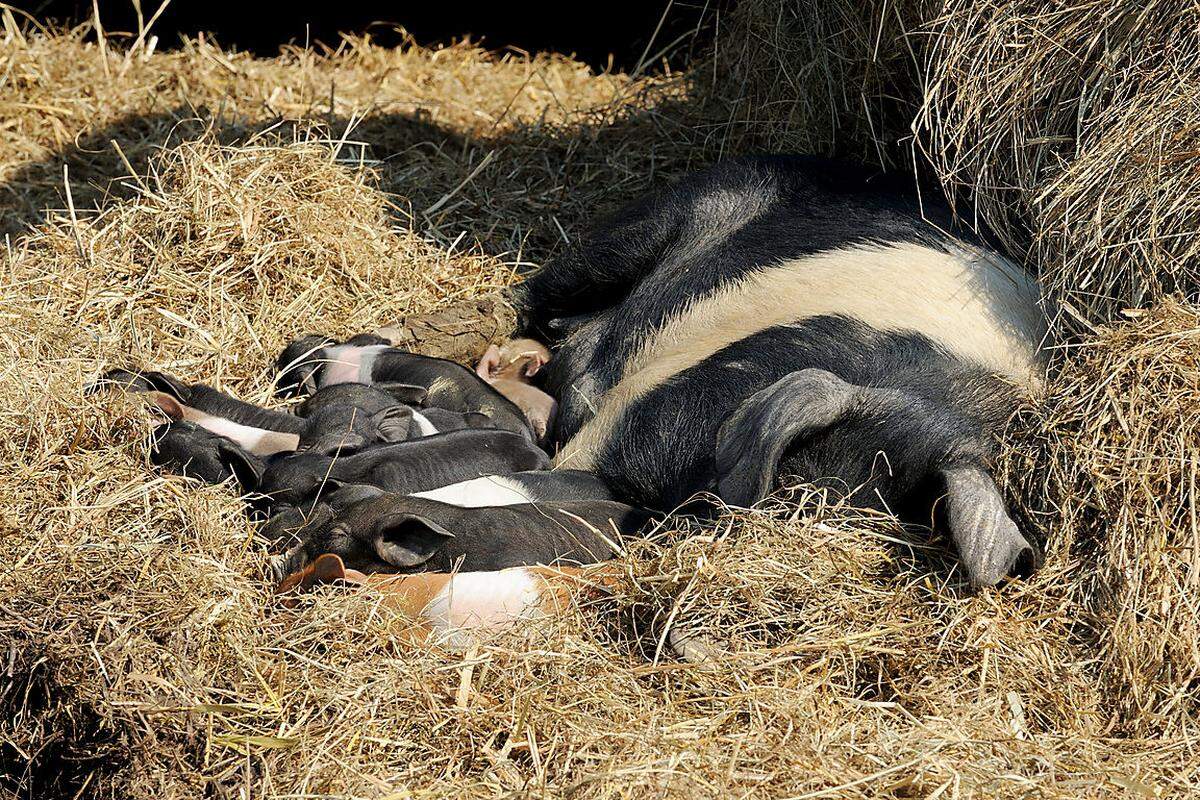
276, 553, 623, 645
95, 368, 304, 457
252, 428, 550, 511
294, 383, 424, 455
301, 384, 495, 440
476, 338, 558, 444
268, 493, 655, 582
149, 420, 265, 488
274, 334, 533, 441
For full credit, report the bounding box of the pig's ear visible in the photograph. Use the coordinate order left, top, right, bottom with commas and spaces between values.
312, 553, 349, 583
89, 367, 152, 395
310, 477, 346, 504
373, 406, 413, 443
377, 382, 428, 407
522, 350, 548, 378
91, 368, 190, 401
372, 514, 455, 568
218, 441, 265, 492
147, 391, 186, 421
463, 411, 495, 429
476, 345, 503, 380
140, 370, 192, 401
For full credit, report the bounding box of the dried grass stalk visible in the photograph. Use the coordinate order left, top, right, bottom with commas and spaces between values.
713, 0, 1200, 329
709, 0, 932, 167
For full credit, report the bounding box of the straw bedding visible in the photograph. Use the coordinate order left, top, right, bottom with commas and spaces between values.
1, 10, 1198, 799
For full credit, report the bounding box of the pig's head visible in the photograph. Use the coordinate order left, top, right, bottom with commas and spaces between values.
274, 334, 336, 398
268, 493, 458, 582
150, 420, 265, 489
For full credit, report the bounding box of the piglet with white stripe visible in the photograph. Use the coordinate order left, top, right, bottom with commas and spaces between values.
148, 419, 266, 487
251, 429, 550, 511
95, 368, 305, 457
268, 491, 654, 583
261, 470, 616, 550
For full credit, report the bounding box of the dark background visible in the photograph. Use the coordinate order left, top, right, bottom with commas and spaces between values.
22, 1, 725, 71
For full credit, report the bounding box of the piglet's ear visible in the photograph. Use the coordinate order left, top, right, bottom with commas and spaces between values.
476, 345, 503, 380
522, 357, 543, 378
147, 391, 186, 421
373, 406, 414, 443
312, 553, 349, 582
218, 441, 265, 492
373, 514, 455, 568
377, 382, 428, 407
462, 411, 495, 429
519, 347, 549, 378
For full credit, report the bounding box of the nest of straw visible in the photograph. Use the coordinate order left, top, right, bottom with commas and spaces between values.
1, 16, 1198, 800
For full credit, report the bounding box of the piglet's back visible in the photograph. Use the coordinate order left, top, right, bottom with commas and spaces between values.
360, 429, 549, 493
406, 497, 655, 572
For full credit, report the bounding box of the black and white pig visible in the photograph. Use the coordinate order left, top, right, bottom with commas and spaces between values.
511, 155, 1050, 588
96, 368, 305, 456
261, 470, 616, 549
267, 489, 654, 582
250, 428, 550, 510
148, 420, 266, 487
97, 369, 453, 461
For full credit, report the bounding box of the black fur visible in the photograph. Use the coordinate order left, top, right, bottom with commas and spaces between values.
417, 407, 496, 434
592, 316, 1012, 511
258, 484, 385, 549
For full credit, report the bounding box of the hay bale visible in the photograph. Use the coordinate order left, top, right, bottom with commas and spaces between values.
916, 0, 1200, 330
709, 0, 931, 167
712, 0, 1200, 329
1001, 299, 1200, 735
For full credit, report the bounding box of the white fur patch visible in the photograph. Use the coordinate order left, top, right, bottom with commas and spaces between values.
409, 410, 440, 438
556, 240, 1047, 469
320, 345, 386, 387
183, 409, 299, 456
421, 568, 544, 636
411, 475, 533, 507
